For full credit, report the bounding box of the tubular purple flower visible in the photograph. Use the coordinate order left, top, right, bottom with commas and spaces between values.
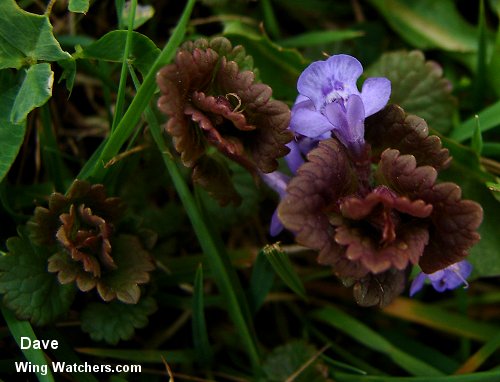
409, 260, 473, 296
262, 171, 290, 236
290, 54, 391, 156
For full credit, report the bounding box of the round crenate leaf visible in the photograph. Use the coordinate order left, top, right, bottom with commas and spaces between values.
0, 232, 76, 326
0, 0, 71, 69
365, 50, 457, 134
80, 297, 157, 345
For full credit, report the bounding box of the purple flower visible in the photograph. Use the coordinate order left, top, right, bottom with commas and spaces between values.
290, 55, 391, 156
409, 260, 473, 296
261, 171, 290, 236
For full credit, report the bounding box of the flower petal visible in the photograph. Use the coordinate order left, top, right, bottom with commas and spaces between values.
290, 99, 333, 137
297, 54, 363, 110
360, 77, 391, 117
409, 273, 427, 296
285, 140, 305, 174
261, 171, 290, 198
270, 208, 284, 236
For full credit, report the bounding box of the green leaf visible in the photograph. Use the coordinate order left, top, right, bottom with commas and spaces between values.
0, 0, 70, 69
0, 70, 26, 183
224, 23, 308, 100
192, 265, 213, 366
368, 0, 478, 52
262, 340, 327, 382
11, 63, 53, 124
278, 29, 364, 48
452, 99, 500, 142
1, 305, 55, 382
383, 298, 500, 342
81, 30, 160, 76
81, 297, 157, 345
69, 0, 90, 13
122, 2, 155, 29
471, 116, 483, 155
0, 233, 76, 326
263, 243, 307, 300
365, 50, 457, 134
311, 306, 445, 376
58, 58, 77, 93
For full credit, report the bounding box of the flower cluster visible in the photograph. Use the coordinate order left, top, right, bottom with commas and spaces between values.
157, 37, 293, 205
266, 54, 483, 306
27, 180, 155, 304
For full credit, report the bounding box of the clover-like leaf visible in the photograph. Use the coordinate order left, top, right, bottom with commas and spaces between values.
262, 340, 328, 382
365, 105, 451, 171
365, 50, 457, 134
0, 233, 76, 326
80, 297, 157, 345
0, 0, 71, 69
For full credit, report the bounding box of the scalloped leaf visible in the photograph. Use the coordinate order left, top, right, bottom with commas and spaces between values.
80, 297, 157, 345
0, 0, 71, 69
0, 233, 76, 326
365, 105, 451, 171
365, 51, 457, 134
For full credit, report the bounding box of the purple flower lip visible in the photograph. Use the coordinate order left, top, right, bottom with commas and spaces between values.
409, 260, 473, 296
290, 54, 391, 155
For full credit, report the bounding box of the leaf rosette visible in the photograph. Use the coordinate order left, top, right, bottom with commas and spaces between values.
27, 180, 155, 304
156, 37, 293, 205
278, 106, 483, 306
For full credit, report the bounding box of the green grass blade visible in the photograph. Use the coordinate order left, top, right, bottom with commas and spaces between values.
454, 331, 500, 373
192, 264, 213, 366
85, 0, 196, 182
110, 0, 137, 132
126, 59, 260, 368
1, 304, 55, 382
451, 100, 500, 142
263, 243, 307, 300
333, 370, 500, 382
311, 306, 444, 376
474, 0, 488, 109
248, 249, 275, 314
382, 298, 500, 342
471, 115, 483, 155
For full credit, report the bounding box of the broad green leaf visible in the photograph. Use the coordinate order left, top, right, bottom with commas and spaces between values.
262, 340, 327, 382
365, 50, 457, 134
0, 0, 70, 69
311, 306, 444, 376
81, 31, 160, 76
383, 298, 500, 342
452, 100, 500, 142
0, 233, 75, 326
368, 0, 478, 52
122, 3, 155, 29
69, 0, 90, 13
192, 265, 213, 366
1, 305, 55, 382
81, 297, 157, 345
224, 23, 308, 100
11, 63, 53, 124
0, 70, 26, 183
264, 243, 307, 300
278, 30, 364, 48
